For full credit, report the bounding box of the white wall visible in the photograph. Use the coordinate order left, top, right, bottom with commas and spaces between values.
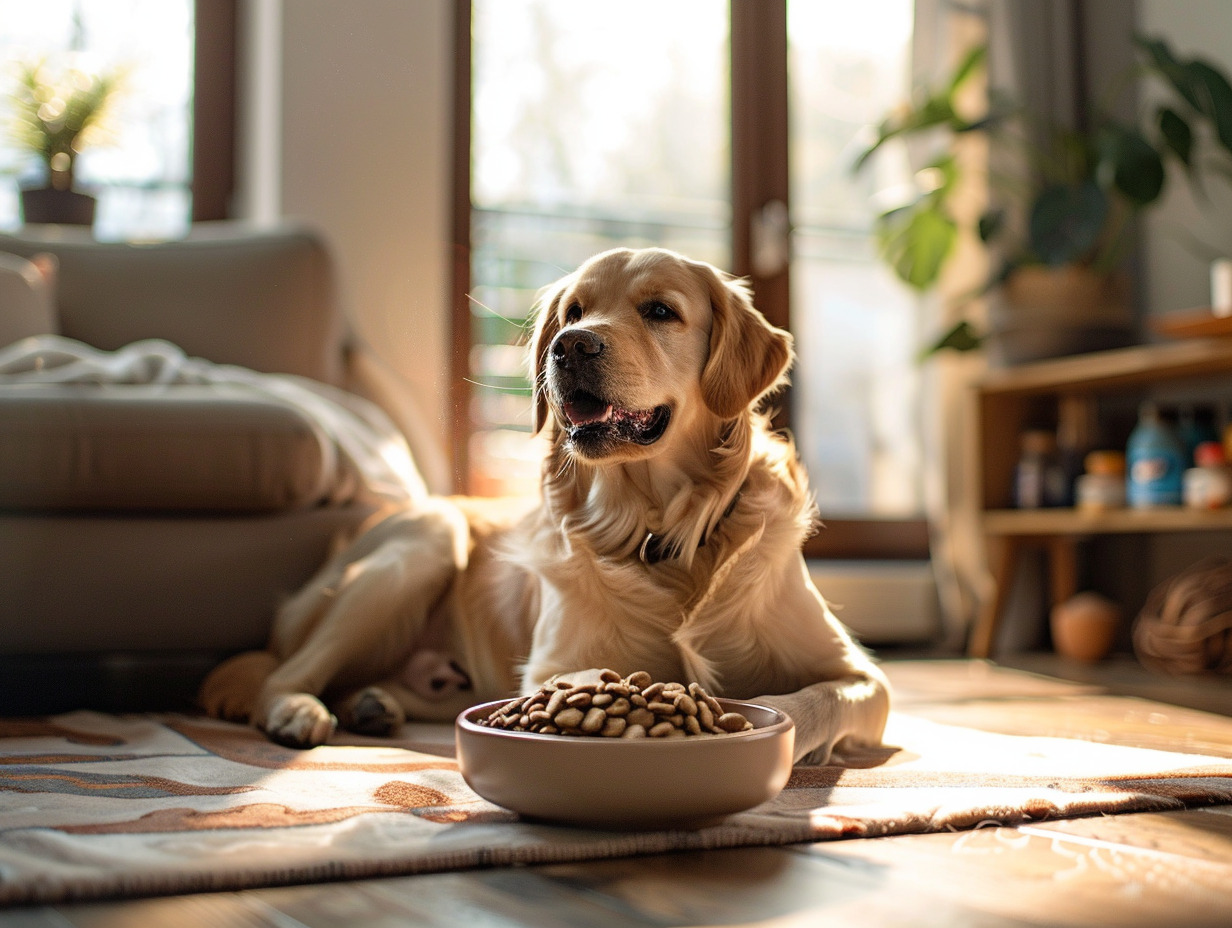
237, 0, 454, 478
1139, 1, 1232, 317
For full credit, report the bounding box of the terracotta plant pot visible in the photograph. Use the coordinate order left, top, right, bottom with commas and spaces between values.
988, 265, 1134, 366
21, 187, 96, 227
1051, 591, 1122, 662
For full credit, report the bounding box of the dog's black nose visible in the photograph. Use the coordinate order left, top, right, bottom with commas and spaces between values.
550, 329, 604, 366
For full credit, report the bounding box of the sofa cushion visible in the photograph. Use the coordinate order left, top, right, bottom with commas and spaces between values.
0, 384, 341, 512
0, 504, 374, 656
0, 224, 346, 386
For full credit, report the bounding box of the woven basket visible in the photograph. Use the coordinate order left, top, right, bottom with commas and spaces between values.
1133, 558, 1232, 674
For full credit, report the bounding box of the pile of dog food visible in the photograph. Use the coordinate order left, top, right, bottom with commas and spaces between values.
478, 669, 754, 738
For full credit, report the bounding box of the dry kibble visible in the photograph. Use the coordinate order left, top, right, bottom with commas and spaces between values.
717, 712, 753, 733
478, 671, 753, 740
626, 707, 656, 728
697, 701, 715, 730
554, 707, 585, 729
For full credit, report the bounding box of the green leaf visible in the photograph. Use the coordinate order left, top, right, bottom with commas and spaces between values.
947, 44, 987, 94
1097, 126, 1165, 205
1158, 107, 1194, 166
852, 94, 958, 173
1187, 60, 1232, 154
876, 203, 958, 290
919, 319, 983, 359
1136, 35, 1203, 110
1029, 182, 1109, 266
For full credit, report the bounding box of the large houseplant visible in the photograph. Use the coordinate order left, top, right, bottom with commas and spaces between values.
855, 36, 1232, 362
8, 57, 126, 226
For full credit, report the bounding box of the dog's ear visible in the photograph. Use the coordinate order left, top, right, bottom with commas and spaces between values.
699, 269, 794, 420
529, 279, 566, 435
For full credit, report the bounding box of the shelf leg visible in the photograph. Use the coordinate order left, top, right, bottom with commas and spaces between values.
1047, 535, 1080, 607
968, 535, 1020, 659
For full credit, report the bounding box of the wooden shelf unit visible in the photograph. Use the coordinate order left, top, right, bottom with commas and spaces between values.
982, 507, 1232, 535
969, 336, 1232, 658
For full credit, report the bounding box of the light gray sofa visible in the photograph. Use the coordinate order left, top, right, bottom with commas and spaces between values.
0, 223, 434, 713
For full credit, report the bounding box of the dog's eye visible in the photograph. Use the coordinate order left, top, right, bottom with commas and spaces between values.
564, 303, 583, 324
642, 301, 678, 323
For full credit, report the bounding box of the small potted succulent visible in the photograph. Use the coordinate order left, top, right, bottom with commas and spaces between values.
8, 57, 126, 226
854, 36, 1232, 363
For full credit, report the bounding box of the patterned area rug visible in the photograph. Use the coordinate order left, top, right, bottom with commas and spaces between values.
3, 708, 1232, 906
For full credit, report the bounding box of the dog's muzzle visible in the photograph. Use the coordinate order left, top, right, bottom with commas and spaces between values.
548, 328, 671, 452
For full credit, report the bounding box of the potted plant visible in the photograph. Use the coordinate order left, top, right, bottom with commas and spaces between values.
854, 36, 1232, 363
8, 57, 126, 227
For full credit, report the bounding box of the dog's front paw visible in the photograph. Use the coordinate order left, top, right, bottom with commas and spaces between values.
264, 693, 337, 748
337, 686, 406, 737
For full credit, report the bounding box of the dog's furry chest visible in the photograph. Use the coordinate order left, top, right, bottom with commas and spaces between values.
518, 532, 790, 693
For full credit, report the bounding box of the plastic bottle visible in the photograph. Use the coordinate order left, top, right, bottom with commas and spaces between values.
1183, 441, 1232, 509
1075, 450, 1126, 512
1056, 395, 1095, 507
1014, 430, 1066, 509
1126, 403, 1184, 508
1177, 405, 1220, 468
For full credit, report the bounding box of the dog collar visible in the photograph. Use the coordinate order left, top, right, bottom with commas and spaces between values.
638, 489, 743, 566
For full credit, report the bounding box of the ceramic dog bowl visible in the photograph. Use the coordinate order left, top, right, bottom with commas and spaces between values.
455, 698, 794, 829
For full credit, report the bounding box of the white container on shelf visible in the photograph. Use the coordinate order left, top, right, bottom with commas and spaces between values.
1183, 441, 1232, 509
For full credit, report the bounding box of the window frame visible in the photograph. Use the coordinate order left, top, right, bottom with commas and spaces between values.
451, 0, 928, 560
192, 0, 238, 222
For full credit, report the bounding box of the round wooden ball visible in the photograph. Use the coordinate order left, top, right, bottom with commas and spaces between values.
1051, 592, 1121, 662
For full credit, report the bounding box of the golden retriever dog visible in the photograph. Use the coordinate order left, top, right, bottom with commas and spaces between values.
199, 247, 890, 764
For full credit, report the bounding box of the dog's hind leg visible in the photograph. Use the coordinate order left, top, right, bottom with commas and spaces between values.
256, 508, 465, 748
198, 650, 280, 723
333, 674, 479, 734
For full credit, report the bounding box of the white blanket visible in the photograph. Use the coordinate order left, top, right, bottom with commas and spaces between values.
0, 335, 428, 506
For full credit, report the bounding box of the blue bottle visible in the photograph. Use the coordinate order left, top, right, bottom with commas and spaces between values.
1126, 403, 1184, 508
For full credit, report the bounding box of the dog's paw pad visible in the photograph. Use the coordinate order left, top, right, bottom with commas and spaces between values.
340, 687, 405, 737
264, 693, 336, 749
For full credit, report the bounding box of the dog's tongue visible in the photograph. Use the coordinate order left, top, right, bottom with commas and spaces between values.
563, 394, 613, 427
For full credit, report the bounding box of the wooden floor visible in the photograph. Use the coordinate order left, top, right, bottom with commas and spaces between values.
9, 658, 1232, 928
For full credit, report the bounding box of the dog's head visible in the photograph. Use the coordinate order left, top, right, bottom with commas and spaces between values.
530, 248, 793, 463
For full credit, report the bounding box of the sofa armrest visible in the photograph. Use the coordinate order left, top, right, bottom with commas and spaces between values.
0, 384, 340, 512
